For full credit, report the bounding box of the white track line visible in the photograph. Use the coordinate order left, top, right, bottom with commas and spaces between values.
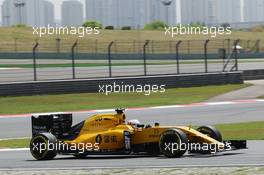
0, 148, 29, 152
0, 137, 30, 141
0, 68, 23, 70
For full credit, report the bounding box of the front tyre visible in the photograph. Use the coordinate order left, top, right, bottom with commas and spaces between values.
192, 125, 222, 154
159, 129, 188, 158
30, 133, 57, 160
197, 125, 222, 142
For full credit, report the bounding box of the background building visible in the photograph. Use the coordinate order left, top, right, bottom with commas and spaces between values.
1, 0, 54, 27
149, 0, 177, 26
85, 0, 178, 29
180, 0, 246, 26
244, 0, 264, 22
217, 0, 242, 24
61, 0, 84, 27
181, 0, 205, 24
1, 0, 263, 28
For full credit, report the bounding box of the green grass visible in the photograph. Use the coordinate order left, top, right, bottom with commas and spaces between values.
0, 27, 264, 52
1, 27, 264, 42
1, 121, 263, 148
0, 84, 248, 115
0, 138, 29, 149
216, 121, 264, 140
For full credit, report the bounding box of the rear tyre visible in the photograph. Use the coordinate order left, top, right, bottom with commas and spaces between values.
159, 129, 188, 158
30, 133, 57, 160
197, 125, 222, 142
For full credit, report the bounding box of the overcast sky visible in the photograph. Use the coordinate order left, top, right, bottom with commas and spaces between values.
0, 0, 86, 20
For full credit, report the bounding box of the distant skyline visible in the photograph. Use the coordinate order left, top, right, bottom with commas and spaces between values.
1, 0, 263, 27
0, 0, 86, 20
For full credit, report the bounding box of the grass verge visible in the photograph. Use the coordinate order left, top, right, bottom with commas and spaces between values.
0, 28, 264, 53
1, 27, 264, 42
216, 121, 264, 140
0, 84, 248, 115
1, 121, 263, 148
0, 138, 29, 149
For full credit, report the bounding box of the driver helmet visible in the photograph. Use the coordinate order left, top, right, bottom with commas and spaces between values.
128, 119, 141, 128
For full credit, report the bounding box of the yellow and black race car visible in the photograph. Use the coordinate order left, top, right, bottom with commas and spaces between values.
30, 109, 246, 160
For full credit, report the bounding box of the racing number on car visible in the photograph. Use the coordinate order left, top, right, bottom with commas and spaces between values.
104, 136, 110, 143
103, 135, 117, 143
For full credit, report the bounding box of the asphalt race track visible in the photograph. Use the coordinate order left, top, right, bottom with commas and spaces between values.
0, 101, 264, 169
0, 61, 264, 82
0, 141, 263, 170
0, 100, 264, 139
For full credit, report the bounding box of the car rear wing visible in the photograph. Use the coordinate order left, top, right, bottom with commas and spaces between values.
31, 113, 72, 139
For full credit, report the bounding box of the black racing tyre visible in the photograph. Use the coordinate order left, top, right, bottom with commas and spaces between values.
30, 133, 57, 160
197, 125, 222, 142
159, 129, 188, 158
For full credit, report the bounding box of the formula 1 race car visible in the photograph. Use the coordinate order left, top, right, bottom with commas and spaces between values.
30, 109, 247, 160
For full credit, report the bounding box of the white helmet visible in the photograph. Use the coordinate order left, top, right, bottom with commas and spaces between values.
128, 119, 141, 128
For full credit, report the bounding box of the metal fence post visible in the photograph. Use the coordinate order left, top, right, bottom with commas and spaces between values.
175, 40, 182, 74
204, 39, 210, 73
143, 40, 150, 76
33, 42, 39, 81
108, 41, 114, 77
56, 38, 61, 53
219, 48, 226, 72
71, 41, 78, 79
